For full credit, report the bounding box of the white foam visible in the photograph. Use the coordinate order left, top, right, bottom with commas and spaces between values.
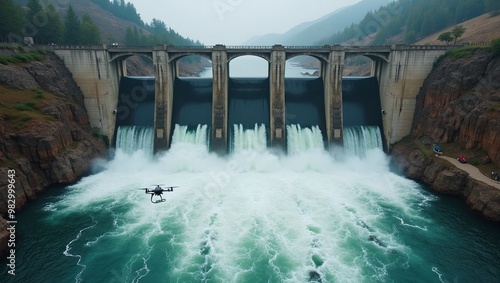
52, 124, 431, 282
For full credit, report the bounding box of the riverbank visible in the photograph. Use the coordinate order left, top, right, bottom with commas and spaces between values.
438, 156, 500, 189
391, 138, 500, 222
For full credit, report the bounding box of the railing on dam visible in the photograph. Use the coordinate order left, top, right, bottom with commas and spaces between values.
47, 44, 462, 54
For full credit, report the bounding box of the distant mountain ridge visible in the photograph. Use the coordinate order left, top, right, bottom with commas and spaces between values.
244, 0, 393, 45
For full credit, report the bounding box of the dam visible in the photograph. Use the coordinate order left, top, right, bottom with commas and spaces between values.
51, 44, 453, 153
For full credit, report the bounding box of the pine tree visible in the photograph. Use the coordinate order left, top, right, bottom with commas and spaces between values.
491, 38, 500, 56
125, 26, 134, 45
64, 6, 81, 44
26, 0, 44, 42
80, 13, 101, 44
0, 0, 23, 42
43, 3, 63, 44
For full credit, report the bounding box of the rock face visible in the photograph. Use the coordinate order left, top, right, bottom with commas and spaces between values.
391, 48, 500, 222
411, 49, 500, 166
0, 49, 107, 255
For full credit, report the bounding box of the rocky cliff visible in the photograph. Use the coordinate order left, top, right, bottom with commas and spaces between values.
391, 47, 500, 221
411, 48, 500, 166
0, 48, 107, 255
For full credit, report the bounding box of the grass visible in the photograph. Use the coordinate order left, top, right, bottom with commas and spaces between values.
0, 85, 57, 130
0, 51, 45, 65
434, 46, 490, 67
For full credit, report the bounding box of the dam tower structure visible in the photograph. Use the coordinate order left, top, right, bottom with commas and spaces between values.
53, 44, 126, 142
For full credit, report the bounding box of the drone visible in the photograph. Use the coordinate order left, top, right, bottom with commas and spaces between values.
138, 185, 178, 203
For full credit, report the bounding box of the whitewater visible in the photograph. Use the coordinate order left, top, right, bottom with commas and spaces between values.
2, 125, 499, 283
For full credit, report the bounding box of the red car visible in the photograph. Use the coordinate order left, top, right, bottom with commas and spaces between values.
457, 156, 468, 163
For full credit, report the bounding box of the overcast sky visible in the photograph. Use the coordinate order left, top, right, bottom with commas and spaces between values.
128, 0, 361, 45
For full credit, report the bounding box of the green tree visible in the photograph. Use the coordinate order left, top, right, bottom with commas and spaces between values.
125, 26, 134, 45
0, 0, 23, 42
451, 25, 466, 44
43, 3, 63, 44
438, 31, 454, 45
491, 38, 500, 57
26, 0, 44, 43
80, 13, 101, 44
26, 0, 43, 21
125, 26, 144, 45
63, 5, 80, 44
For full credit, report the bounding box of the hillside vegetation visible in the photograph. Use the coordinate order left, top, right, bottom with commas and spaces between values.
1, 0, 200, 46
318, 0, 500, 45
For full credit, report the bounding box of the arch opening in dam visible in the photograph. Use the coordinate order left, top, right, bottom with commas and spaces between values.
342, 54, 387, 152
114, 76, 155, 154
170, 55, 213, 147
230, 55, 269, 78
284, 55, 326, 150
124, 54, 154, 76
228, 55, 271, 151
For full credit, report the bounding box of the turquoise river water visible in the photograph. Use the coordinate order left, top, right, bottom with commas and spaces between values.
1, 125, 499, 283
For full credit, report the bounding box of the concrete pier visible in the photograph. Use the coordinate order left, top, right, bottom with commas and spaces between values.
211, 45, 229, 154
269, 45, 286, 149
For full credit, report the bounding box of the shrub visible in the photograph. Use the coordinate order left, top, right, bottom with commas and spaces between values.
469, 158, 481, 166
0, 55, 9, 65
15, 101, 37, 111
35, 89, 45, 99
491, 38, 500, 57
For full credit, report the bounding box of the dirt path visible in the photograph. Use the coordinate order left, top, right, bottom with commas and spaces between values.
438, 156, 500, 190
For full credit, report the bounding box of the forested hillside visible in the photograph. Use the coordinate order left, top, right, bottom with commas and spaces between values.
0, 0, 200, 46
90, 0, 201, 46
318, 0, 500, 45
